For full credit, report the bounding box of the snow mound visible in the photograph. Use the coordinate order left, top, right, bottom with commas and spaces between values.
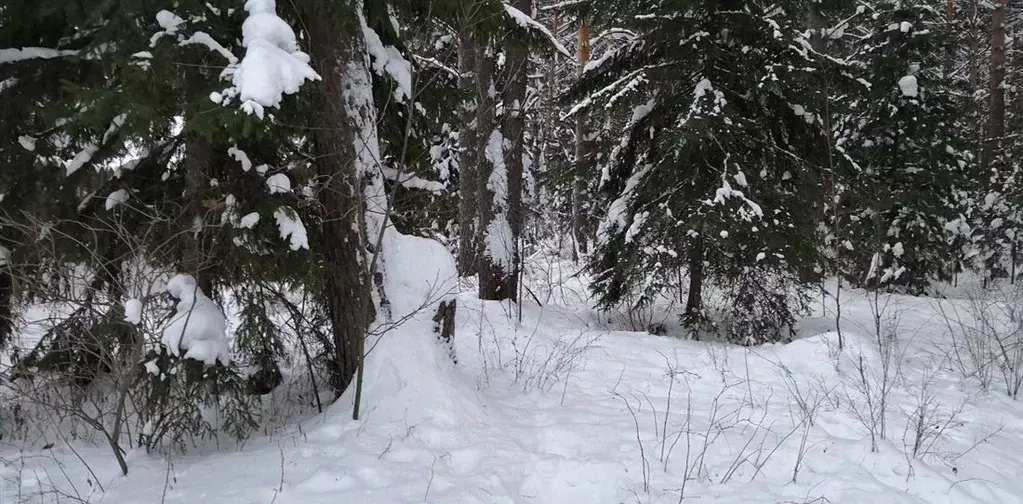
161, 274, 230, 365
345, 232, 477, 429
382, 232, 457, 319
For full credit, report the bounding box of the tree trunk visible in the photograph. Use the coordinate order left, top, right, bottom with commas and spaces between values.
299, 0, 373, 397
0, 268, 12, 350
181, 132, 215, 295
986, 0, 1008, 166
475, 37, 506, 300
684, 236, 704, 322
492, 0, 531, 301
572, 22, 593, 260
457, 30, 481, 276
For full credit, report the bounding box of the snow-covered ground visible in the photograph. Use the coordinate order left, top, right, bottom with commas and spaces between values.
3, 258, 1023, 503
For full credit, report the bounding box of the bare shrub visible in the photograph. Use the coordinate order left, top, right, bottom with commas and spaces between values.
941, 282, 1023, 398
898, 361, 968, 480
843, 296, 906, 453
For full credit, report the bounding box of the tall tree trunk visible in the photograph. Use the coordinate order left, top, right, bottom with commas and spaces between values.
493, 0, 531, 301
457, 30, 481, 276
986, 0, 1009, 166
475, 38, 505, 300
299, 0, 374, 397
572, 22, 593, 260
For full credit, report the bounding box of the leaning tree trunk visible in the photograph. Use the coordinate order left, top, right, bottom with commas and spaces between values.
986, 0, 1008, 166
493, 0, 531, 301
572, 21, 593, 260
298, 0, 374, 397
457, 28, 481, 276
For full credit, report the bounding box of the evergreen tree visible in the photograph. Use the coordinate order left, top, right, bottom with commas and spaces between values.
576, 0, 828, 343
829, 1, 971, 293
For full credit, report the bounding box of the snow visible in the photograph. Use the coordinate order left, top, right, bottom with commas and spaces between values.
362, 25, 413, 102
123, 298, 143, 325
155, 10, 185, 33
899, 75, 919, 98
222, 0, 321, 119
64, 114, 126, 176
483, 130, 514, 268
180, 32, 238, 64
238, 212, 260, 229
274, 206, 309, 251
265, 173, 292, 194
8, 271, 1023, 504
733, 171, 748, 187
17, 135, 35, 151
160, 274, 230, 366
0, 47, 77, 64
104, 189, 129, 210
504, 4, 572, 58
228, 145, 253, 171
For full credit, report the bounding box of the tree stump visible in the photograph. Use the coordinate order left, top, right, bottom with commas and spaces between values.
433, 299, 457, 364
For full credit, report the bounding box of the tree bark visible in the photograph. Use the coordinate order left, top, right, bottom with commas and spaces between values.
475, 38, 505, 300
181, 132, 215, 295
457, 30, 481, 276
572, 22, 593, 260
684, 236, 704, 322
0, 268, 12, 350
985, 0, 1009, 166
299, 0, 374, 396
492, 0, 531, 301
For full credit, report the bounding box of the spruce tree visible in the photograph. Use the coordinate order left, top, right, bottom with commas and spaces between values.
576, 0, 828, 343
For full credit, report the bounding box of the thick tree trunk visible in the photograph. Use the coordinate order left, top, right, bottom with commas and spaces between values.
457, 31, 481, 276
572, 22, 593, 259
475, 39, 505, 300
986, 0, 1009, 166
299, 0, 373, 396
491, 0, 531, 301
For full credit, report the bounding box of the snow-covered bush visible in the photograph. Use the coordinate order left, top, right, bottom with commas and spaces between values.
719, 268, 810, 346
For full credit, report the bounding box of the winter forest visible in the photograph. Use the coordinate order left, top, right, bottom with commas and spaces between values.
3, 0, 1023, 502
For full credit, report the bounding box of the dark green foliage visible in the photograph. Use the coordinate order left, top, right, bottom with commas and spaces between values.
577, 0, 827, 342
828, 1, 970, 293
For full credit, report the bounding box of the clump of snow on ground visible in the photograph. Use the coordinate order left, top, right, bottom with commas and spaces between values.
160, 274, 230, 365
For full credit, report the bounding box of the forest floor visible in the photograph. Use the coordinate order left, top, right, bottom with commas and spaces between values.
3, 253, 1023, 503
